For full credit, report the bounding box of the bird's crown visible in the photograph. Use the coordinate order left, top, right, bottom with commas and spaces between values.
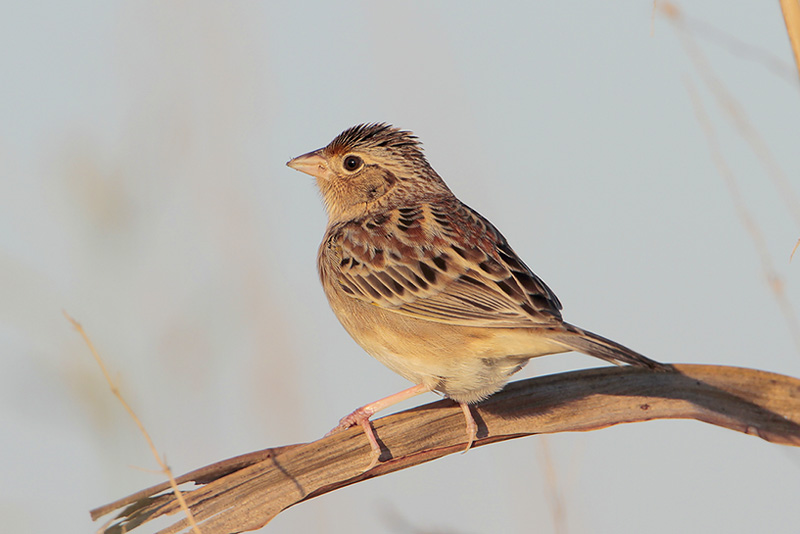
326, 123, 425, 162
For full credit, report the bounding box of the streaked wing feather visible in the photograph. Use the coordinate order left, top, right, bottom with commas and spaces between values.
328, 199, 563, 327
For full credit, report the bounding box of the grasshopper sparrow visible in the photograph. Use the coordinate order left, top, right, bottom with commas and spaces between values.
288, 123, 667, 467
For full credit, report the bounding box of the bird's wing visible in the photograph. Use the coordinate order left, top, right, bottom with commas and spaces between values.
324, 199, 563, 328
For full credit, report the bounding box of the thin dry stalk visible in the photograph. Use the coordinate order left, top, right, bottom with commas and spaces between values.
663, 6, 796, 82
780, 0, 800, 80
781, 0, 800, 261
662, 3, 800, 354
537, 438, 567, 534
666, 4, 800, 227
65, 312, 202, 534
683, 81, 800, 354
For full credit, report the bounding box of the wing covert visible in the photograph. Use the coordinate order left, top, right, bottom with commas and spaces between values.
322, 199, 563, 328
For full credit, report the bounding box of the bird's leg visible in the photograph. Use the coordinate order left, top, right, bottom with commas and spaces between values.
459, 402, 478, 453
327, 383, 431, 469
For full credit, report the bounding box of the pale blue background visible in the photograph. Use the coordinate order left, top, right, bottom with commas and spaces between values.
2, 2, 799, 533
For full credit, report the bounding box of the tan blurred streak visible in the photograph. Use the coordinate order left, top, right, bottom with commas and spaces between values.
780, 0, 800, 80
660, 4, 797, 83
65, 312, 202, 534
663, 3, 800, 229
659, 3, 800, 356
537, 438, 568, 534
113, 4, 304, 435
781, 0, 800, 262
684, 79, 800, 355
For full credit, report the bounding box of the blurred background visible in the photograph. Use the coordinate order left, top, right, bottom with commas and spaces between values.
2, 2, 799, 533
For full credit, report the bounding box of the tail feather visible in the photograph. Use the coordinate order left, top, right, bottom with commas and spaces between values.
547, 323, 669, 371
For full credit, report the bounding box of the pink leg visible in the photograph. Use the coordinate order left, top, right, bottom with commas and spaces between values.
328, 383, 432, 470
460, 402, 478, 453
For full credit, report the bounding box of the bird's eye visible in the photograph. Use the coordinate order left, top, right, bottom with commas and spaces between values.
343, 155, 363, 172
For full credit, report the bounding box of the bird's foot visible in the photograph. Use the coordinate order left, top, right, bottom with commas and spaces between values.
327, 406, 382, 470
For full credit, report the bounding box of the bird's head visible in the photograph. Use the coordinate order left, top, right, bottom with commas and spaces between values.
287, 123, 451, 223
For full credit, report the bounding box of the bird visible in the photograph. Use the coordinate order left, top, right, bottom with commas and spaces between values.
287, 123, 668, 468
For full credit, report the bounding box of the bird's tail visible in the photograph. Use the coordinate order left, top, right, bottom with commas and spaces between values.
547, 323, 670, 371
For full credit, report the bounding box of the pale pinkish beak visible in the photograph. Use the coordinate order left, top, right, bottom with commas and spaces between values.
286, 149, 332, 180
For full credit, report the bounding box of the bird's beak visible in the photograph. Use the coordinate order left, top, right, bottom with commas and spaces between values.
286, 149, 332, 180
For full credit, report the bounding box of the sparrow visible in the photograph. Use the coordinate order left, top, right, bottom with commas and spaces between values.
287, 123, 667, 468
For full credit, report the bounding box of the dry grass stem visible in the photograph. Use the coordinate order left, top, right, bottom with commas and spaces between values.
537, 438, 567, 534
780, 0, 800, 80
90, 364, 800, 534
665, 3, 800, 354
661, 4, 796, 82
664, 3, 800, 227
64, 312, 202, 534
683, 81, 800, 354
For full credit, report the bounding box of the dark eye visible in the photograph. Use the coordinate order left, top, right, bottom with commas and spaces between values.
343, 155, 363, 172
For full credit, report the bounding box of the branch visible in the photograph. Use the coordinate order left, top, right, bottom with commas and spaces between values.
91, 364, 800, 534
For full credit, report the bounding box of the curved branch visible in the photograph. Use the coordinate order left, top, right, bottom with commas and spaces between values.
91, 364, 800, 534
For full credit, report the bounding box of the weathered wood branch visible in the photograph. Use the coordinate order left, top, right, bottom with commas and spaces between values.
91, 364, 800, 534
